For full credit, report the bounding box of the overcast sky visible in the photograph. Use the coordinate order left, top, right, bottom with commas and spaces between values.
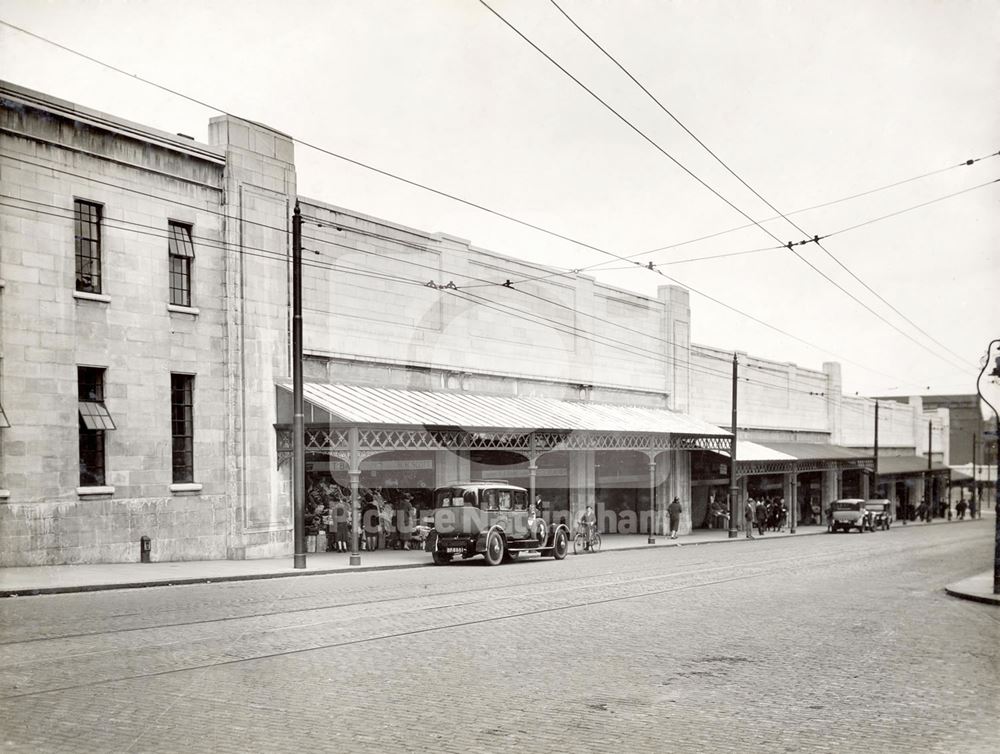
2, 0, 997, 397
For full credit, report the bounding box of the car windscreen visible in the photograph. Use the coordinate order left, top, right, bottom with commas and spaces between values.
434, 487, 477, 508
832, 502, 862, 511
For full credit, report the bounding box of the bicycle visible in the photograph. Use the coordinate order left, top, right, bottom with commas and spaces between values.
573, 525, 602, 554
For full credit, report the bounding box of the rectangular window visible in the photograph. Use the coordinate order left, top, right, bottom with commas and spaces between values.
168, 222, 194, 307
78, 367, 114, 486
74, 200, 103, 293
171, 373, 194, 483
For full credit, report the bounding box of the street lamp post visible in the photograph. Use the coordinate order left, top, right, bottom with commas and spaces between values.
974, 339, 1000, 595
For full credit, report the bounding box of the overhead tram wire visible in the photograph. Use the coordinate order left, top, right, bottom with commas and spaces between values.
0, 196, 815, 394
463, 153, 999, 288
3, 154, 985, 393
547, 0, 983, 370
547, 2, 997, 258
8, 152, 994, 297
626, 149, 999, 263
0, 19, 966, 383
2, 197, 906, 406
445, 287, 888, 419
479, 0, 975, 374
0, 191, 941, 398
0, 199, 431, 290
0, 171, 953, 394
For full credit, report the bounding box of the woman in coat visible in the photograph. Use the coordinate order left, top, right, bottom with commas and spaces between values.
667, 497, 682, 539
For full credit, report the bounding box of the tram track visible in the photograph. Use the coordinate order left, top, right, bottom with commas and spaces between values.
0, 537, 868, 650
0, 558, 699, 646
0, 531, 981, 662
0, 568, 783, 701
2, 535, 966, 701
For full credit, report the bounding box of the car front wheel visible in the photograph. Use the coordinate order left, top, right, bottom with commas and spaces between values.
552, 529, 569, 560
483, 530, 505, 566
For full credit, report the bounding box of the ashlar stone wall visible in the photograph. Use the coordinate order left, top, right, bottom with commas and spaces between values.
0, 83, 230, 565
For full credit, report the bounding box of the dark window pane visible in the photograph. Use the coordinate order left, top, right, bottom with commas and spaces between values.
78, 367, 105, 402
74, 200, 103, 293
170, 373, 194, 483
79, 423, 106, 487
169, 253, 191, 307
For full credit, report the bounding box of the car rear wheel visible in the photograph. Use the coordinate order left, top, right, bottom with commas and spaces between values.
483, 530, 505, 566
552, 529, 569, 560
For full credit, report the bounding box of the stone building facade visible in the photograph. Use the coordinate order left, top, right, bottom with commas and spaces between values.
0, 81, 949, 565
0, 82, 297, 564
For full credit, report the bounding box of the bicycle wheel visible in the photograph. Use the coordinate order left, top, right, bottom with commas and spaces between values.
592, 532, 602, 553
573, 532, 587, 555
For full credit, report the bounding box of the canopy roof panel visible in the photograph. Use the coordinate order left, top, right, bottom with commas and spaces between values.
714, 440, 796, 462
280, 382, 731, 438
758, 442, 871, 461
876, 455, 951, 475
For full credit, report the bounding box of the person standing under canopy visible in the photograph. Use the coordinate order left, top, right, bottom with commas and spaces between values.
667, 496, 682, 539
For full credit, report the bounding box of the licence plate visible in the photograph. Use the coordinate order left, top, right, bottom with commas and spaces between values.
447, 547, 465, 554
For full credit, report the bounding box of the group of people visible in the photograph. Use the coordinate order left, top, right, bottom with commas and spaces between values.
306, 479, 426, 553
743, 495, 787, 538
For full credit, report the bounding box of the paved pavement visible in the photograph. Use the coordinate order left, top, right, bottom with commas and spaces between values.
0, 519, 996, 753
945, 571, 1000, 605
1, 518, 978, 597
0, 524, 828, 596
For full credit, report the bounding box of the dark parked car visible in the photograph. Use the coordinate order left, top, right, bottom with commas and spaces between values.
426, 482, 570, 565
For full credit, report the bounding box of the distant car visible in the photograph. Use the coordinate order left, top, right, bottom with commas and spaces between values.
865, 499, 893, 530
829, 498, 873, 533
426, 482, 570, 565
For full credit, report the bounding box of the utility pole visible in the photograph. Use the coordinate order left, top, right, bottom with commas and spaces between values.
926, 420, 933, 522
728, 353, 739, 539
873, 399, 880, 501
292, 202, 306, 569
972, 433, 977, 516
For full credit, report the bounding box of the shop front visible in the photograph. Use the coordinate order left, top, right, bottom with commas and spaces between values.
712, 440, 874, 531
276, 382, 733, 544
874, 455, 953, 521
690, 450, 731, 529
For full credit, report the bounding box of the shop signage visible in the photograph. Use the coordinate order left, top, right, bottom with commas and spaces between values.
306, 460, 434, 472
480, 469, 568, 479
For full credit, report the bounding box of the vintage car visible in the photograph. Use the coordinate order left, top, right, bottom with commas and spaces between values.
865, 499, 893, 530
829, 498, 873, 533
426, 482, 570, 565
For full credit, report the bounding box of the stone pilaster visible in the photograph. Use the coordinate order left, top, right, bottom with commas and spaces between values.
659, 285, 691, 412
208, 115, 297, 559
823, 362, 843, 445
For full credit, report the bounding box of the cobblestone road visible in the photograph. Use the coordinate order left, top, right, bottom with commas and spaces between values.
1, 520, 997, 753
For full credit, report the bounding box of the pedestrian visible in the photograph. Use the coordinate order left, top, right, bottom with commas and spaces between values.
667, 496, 682, 539
362, 494, 380, 552
744, 496, 755, 539
397, 493, 415, 550
755, 498, 767, 537
956, 499, 967, 520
